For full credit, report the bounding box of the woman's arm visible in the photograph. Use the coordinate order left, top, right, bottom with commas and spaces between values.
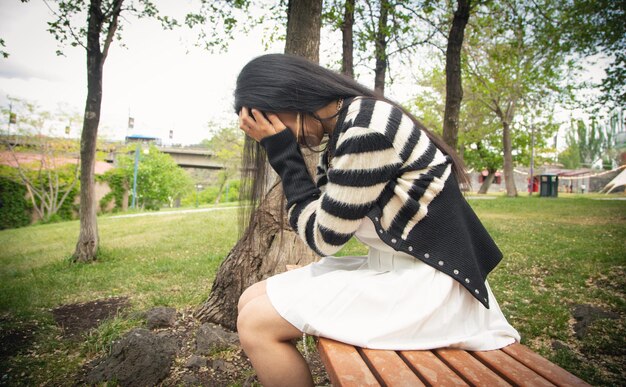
260, 125, 402, 256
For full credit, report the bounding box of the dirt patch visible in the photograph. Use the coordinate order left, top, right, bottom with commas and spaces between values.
0, 322, 37, 360
52, 296, 130, 338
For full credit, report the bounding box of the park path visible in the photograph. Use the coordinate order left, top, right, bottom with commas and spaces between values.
109, 206, 240, 219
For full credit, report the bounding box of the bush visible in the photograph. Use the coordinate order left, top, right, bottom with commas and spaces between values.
0, 176, 32, 230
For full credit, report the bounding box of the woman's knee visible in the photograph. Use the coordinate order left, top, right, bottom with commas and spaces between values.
238, 280, 267, 313
237, 295, 301, 347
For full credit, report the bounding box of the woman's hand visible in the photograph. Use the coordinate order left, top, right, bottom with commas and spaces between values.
239, 107, 287, 142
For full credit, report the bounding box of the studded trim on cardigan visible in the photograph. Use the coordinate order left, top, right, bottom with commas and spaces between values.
260, 97, 503, 308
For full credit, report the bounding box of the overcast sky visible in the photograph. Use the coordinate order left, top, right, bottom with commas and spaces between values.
0, 0, 291, 145
0, 1, 609, 148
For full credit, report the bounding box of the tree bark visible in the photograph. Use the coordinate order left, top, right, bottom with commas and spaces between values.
374, 0, 389, 94
341, 0, 355, 78
195, 180, 322, 330
502, 120, 518, 197
196, 0, 323, 330
477, 168, 496, 194
285, 0, 323, 62
442, 0, 470, 150
72, 0, 105, 262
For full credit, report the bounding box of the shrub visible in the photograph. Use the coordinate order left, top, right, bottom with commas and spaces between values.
0, 176, 32, 229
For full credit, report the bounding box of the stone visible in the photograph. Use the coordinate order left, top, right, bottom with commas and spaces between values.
146, 307, 177, 330
195, 323, 239, 355
181, 373, 200, 386
212, 359, 235, 373
85, 328, 177, 387
571, 304, 619, 339
185, 355, 207, 369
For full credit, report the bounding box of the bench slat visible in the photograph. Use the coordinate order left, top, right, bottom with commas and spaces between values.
317, 338, 380, 387
434, 348, 512, 386
473, 348, 555, 386
502, 343, 591, 387
400, 350, 468, 386
360, 348, 426, 387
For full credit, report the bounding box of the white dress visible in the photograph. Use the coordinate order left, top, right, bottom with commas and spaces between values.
266, 217, 520, 351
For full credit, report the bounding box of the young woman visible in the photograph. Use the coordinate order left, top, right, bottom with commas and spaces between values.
235, 53, 520, 387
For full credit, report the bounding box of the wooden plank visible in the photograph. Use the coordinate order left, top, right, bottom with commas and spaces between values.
473, 349, 555, 386
502, 343, 592, 387
399, 350, 468, 386
360, 348, 425, 387
435, 348, 511, 386
317, 338, 381, 387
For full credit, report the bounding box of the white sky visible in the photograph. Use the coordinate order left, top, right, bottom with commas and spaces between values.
0, 0, 290, 145
0, 0, 611, 149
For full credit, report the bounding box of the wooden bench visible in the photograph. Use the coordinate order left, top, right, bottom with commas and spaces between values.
284, 265, 590, 386
315, 333, 590, 386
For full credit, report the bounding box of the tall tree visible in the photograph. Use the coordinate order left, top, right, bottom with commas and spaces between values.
373, 0, 390, 93
45, 0, 178, 262
341, 0, 355, 78
464, 0, 568, 197
285, 0, 323, 62
196, 0, 324, 331
410, 65, 557, 194
562, 0, 626, 109
442, 0, 471, 151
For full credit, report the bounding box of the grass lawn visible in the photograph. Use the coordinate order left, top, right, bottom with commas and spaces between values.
1, 196, 625, 385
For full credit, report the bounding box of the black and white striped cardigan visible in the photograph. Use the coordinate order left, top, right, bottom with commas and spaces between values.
260, 97, 502, 308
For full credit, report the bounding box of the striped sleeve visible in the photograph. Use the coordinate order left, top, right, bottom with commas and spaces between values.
261, 123, 402, 256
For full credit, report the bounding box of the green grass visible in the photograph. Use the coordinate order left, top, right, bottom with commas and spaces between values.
1, 196, 625, 385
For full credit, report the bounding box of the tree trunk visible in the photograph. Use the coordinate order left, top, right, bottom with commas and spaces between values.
502, 121, 518, 197
214, 174, 227, 204
477, 168, 496, 194
196, 0, 323, 330
284, 0, 323, 62
374, 0, 389, 94
72, 0, 105, 262
442, 0, 470, 150
122, 181, 129, 211
195, 180, 322, 330
341, 0, 355, 78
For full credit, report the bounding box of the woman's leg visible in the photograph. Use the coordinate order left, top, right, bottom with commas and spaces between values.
237, 293, 314, 387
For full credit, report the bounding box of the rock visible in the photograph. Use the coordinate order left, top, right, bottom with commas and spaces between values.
551, 340, 569, 351
571, 304, 619, 339
195, 323, 239, 355
212, 359, 235, 373
181, 373, 200, 386
146, 307, 177, 330
185, 355, 207, 369
85, 328, 177, 387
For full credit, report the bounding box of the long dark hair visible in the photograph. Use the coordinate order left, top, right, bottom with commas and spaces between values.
234, 53, 469, 236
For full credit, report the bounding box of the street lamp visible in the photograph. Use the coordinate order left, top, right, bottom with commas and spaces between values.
131, 144, 149, 209
195, 184, 203, 208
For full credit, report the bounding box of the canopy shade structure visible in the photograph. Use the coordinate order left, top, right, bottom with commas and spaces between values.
601, 168, 626, 193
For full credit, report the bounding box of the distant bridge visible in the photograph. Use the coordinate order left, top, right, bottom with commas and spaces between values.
105, 146, 224, 170
158, 147, 224, 170
1, 135, 225, 171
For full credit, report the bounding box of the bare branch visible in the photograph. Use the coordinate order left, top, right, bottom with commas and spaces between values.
102, 0, 124, 62
387, 28, 438, 57
395, 2, 448, 40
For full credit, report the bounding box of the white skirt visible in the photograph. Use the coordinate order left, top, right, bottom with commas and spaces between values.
266, 219, 520, 351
